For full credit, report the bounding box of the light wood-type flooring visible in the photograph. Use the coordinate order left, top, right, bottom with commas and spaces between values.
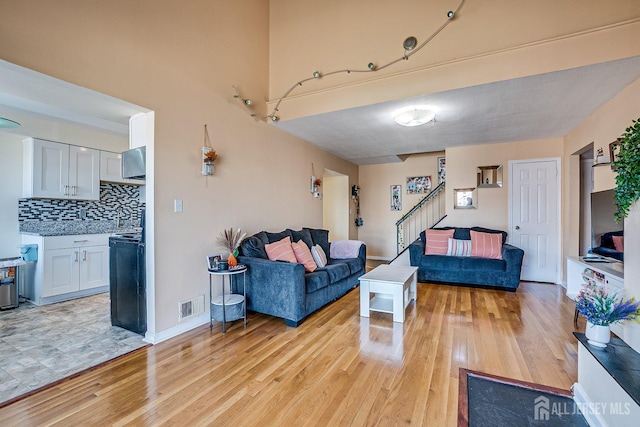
0, 281, 581, 426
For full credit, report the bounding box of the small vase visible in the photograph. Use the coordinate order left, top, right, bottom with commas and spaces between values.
585, 321, 610, 348
228, 253, 238, 267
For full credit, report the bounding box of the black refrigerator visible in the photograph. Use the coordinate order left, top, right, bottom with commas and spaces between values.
109, 234, 146, 335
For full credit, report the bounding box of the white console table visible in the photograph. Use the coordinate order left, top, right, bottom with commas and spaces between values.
566, 255, 625, 338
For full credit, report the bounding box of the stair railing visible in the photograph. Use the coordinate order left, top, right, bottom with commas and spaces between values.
395, 182, 447, 253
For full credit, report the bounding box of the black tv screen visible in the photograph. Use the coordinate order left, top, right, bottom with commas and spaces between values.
591, 189, 623, 247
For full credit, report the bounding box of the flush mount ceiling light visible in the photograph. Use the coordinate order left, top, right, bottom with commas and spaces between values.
393, 106, 435, 127
233, 0, 466, 122
0, 117, 20, 129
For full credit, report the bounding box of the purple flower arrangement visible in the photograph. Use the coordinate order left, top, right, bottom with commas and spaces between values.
575, 283, 640, 326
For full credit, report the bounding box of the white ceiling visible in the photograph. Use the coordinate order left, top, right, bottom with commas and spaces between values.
274, 56, 640, 165
0, 59, 148, 136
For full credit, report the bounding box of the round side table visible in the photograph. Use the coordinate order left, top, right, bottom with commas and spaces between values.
208, 266, 247, 333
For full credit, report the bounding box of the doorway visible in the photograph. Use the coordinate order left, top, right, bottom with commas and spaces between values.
322, 169, 349, 241
509, 158, 561, 283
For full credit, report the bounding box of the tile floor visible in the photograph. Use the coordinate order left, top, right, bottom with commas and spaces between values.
0, 293, 146, 405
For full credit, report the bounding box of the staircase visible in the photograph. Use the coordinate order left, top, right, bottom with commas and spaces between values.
395, 182, 447, 254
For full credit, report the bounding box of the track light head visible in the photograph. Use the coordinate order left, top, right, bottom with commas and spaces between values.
447, 10, 455, 18
271, 115, 280, 122
244, 98, 252, 106
313, 71, 321, 78
368, 62, 376, 70
403, 36, 418, 51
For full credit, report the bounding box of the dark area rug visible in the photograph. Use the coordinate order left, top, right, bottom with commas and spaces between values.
458, 369, 589, 427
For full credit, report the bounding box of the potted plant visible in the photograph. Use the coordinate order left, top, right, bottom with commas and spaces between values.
217, 228, 246, 268
575, 282, 640, 347
612, 118, 640, 222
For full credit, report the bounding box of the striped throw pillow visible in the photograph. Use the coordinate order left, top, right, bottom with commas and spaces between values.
425, 229, 455, 255
291, 240, 318, 272
470, 230, 503, 259
311, 244, 327, 268
265, 236, 297, 263
446, 238, 472, 257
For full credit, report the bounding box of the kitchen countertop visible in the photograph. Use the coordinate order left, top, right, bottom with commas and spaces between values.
19, 220, 142, 237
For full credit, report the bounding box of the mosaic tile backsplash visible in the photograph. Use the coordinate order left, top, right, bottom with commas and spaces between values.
19, 183, 145, 224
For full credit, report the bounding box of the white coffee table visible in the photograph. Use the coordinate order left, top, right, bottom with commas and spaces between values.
359, 265, 418, 323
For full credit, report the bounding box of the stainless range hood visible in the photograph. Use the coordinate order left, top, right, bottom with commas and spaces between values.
122, 146, 146, 179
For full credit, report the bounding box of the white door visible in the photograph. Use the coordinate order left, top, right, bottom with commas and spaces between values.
79, 245, 110, 290
69, 146, 100, 200
32, 139, 69, 199
42, 248, 79, 297
510, 159, 560, 283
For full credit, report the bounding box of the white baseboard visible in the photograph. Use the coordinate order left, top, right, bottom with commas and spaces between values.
144, 312, 209, 344
367, 256, 393, 261
572, 382, 608, 427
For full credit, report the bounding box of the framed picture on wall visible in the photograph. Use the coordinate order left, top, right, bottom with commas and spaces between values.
437, 156, 446, 184
391, 185, 402, 211
406, 176, 432, 195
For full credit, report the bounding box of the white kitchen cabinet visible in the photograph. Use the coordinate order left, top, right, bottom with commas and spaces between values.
23, 138, 100, 200
22, 234, 110, 305
100, 150, 144, 185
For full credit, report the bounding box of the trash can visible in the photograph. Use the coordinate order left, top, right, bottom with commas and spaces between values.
19, 244, 38, 302
0, 258, 21, 310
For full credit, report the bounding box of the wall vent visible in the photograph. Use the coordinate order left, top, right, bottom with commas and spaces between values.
179, 294, 205, 321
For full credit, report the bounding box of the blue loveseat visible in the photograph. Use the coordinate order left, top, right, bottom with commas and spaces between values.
408, 227, 524, 291
236, 228, 366, 327
592, 230, 624, 261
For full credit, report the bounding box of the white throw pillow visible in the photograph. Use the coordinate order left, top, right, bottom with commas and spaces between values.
311, 244, 327, 268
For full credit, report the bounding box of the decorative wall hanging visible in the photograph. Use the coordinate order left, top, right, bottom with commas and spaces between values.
232, 1, 467, 122
609, 140, 620, 171
406, 176, 432, 195
310, 163, 322, 198
437, 156, 446, 184
454, 188, 476, 209
391, 185, 402, 211
202, 124, 218, 176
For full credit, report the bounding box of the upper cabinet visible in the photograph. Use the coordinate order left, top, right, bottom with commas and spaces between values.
100, 151, 144, 185
23, 138, 100, 200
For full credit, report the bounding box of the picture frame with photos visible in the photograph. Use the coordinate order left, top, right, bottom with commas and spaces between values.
207, 254, 222, 270
391, 185, 402, 211
437, 156, 446, 184
406, 176, 432, 195
454, 188, 476, 209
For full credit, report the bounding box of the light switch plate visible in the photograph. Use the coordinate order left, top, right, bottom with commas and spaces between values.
174, 199, 183, 213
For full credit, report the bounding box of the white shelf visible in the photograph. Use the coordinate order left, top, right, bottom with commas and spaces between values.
369, 295, 393, 314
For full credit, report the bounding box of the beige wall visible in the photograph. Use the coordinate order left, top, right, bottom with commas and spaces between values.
322, 174, 349, 241
563, 78, 640, 261
268, 0, 640, 120
358, 152, 442, 259
442, 139, 563, 233
0, 1, 358, 335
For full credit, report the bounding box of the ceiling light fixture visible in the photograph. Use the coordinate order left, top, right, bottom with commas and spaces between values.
0, 117, 21, 129
393, 106, 436, 127
233, 0, 465, 122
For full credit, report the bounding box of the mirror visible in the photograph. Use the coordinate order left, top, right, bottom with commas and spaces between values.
477, 165, 503, 188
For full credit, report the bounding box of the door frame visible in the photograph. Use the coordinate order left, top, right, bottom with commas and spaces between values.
508, 157, 562, 284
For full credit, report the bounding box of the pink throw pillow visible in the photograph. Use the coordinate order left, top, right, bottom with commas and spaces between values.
470, 230, 503, 260
265, 236, 297, 263
425, 229, 455, 255
612, 235, 624, 252
291, 240, 318, 272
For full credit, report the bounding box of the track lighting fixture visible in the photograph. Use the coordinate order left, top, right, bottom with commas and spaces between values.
233, 0, 466, 122
403, 36, 418, 51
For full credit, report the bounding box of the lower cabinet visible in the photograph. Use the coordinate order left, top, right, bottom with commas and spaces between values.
21, 234, 110, 305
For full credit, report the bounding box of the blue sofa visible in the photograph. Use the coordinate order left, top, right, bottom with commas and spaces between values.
408, 227, 524, 291
236, 228, 366, 327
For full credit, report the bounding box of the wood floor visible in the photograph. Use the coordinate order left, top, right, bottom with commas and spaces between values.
0, 281, 581, 426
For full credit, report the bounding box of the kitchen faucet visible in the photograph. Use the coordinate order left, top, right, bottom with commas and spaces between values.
116, 207, 124, 228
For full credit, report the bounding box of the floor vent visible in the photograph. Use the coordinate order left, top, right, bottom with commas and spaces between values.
179, 295, 205, 320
